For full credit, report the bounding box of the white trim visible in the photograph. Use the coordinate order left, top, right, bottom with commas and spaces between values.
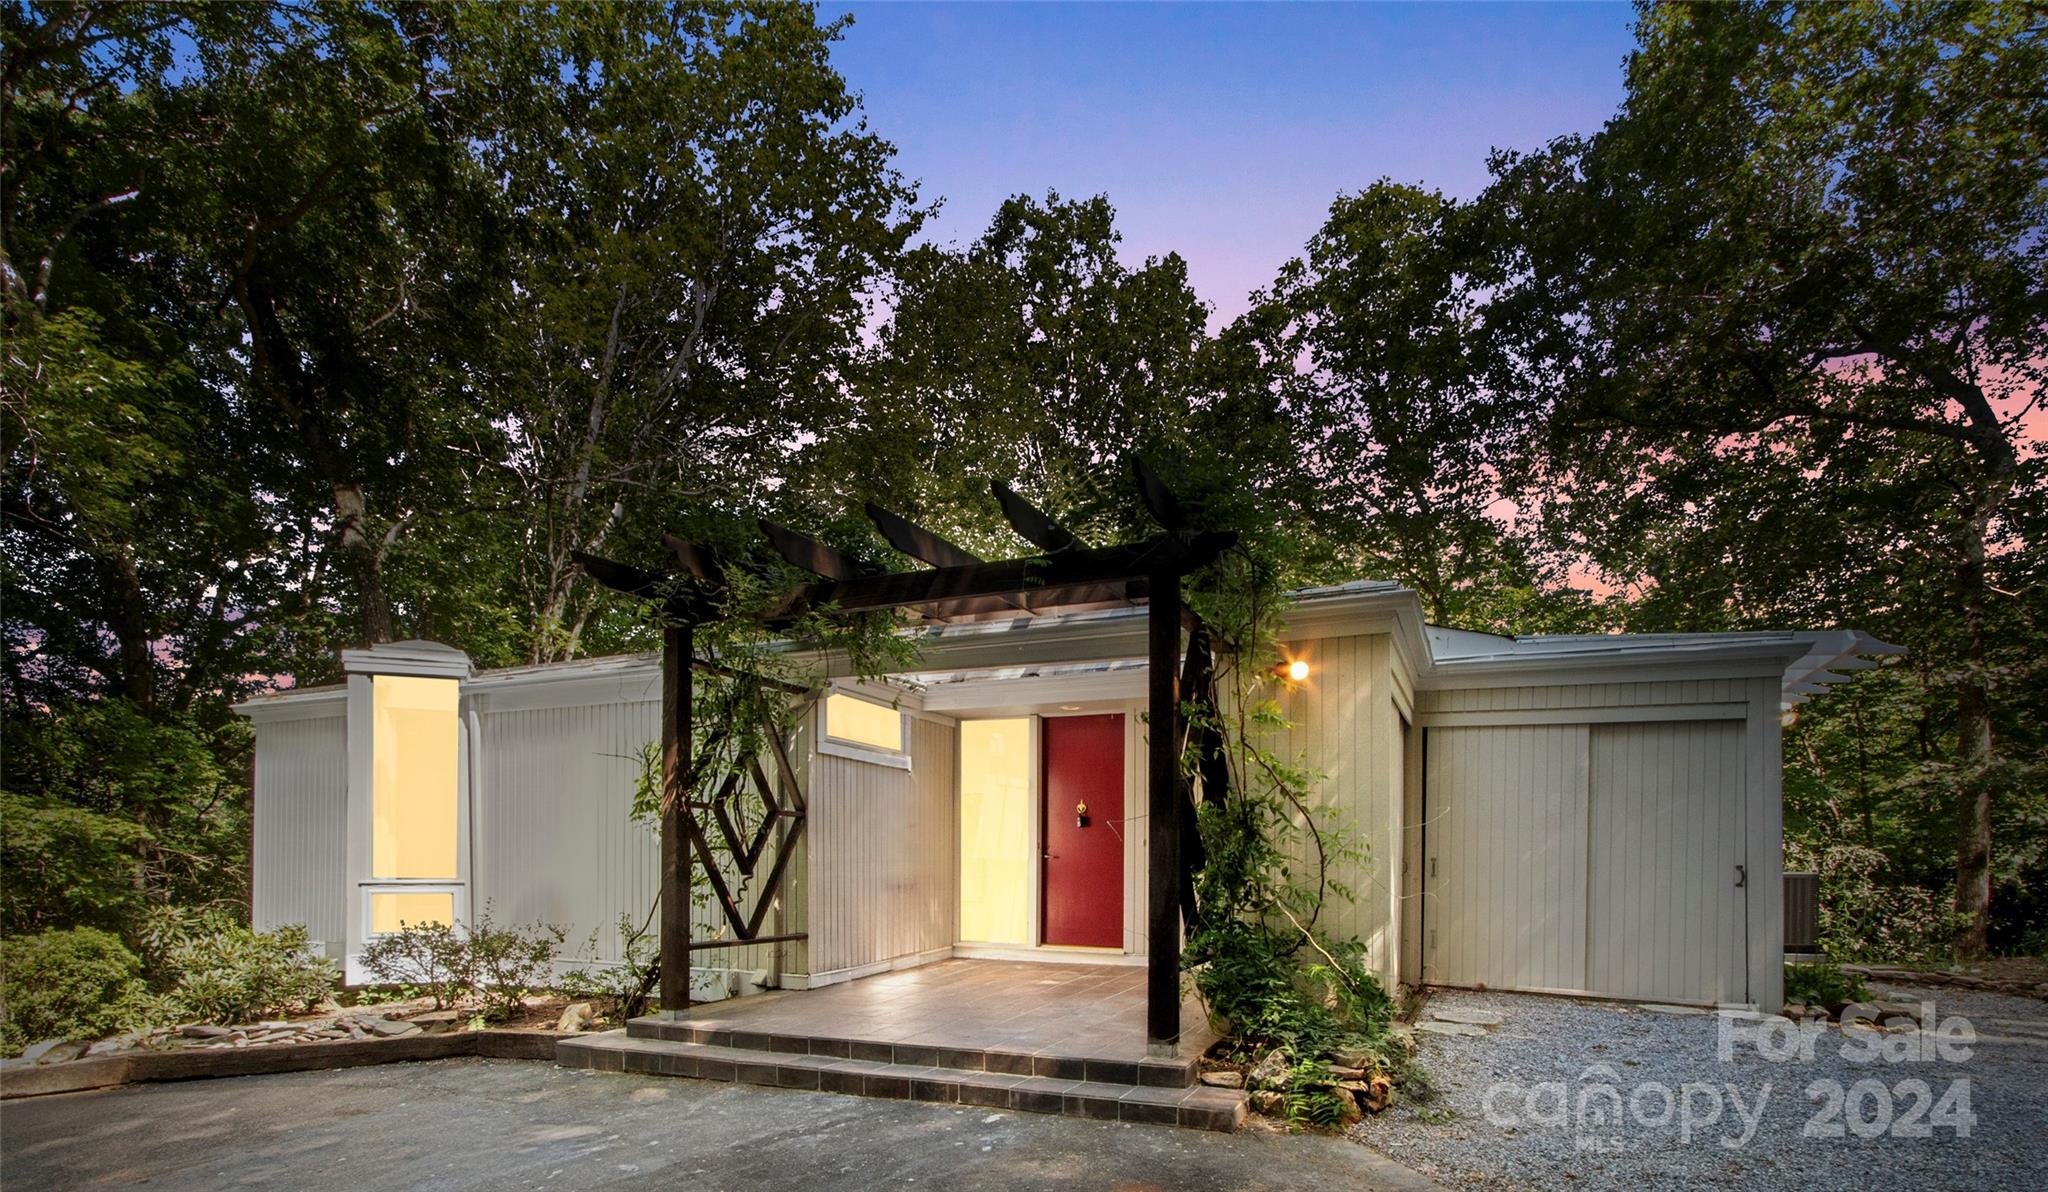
817, 737, 913, 771
789, 944, 955, 990
1417, 703, 1750, 728
235, 687, 348, 723
952, 943, 1144, 966
341, 639, 473, 680
921, 667, 1148, 712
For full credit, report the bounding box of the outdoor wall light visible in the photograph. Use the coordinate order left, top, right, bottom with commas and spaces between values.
1285, 659, 1310, 682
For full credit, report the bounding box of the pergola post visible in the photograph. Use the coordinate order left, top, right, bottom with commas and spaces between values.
660, 621, 694, 1013
1146, 568, 1182, 1051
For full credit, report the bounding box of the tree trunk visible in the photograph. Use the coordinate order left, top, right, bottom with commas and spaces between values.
333, 482, 396, 645
1952, 521, 1995, 959
109, 540, 155, 709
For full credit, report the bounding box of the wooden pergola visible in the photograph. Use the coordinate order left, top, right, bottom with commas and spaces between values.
576, 461, 1234, 1047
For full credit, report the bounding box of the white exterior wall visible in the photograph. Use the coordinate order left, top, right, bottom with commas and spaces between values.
1414, 674, 1785, 1008
799, 712, 958, 984
1267, 634, 1407, 983
250, 705, 348, 952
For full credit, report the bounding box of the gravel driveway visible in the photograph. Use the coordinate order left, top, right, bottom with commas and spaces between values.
1353, 984, 2048, 1191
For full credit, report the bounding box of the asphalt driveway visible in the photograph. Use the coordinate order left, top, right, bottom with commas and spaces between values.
1, 1057, 1434, 1191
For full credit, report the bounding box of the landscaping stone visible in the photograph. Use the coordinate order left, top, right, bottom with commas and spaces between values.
1426, 1007, 1502, 1027
555, 1002, 594, 1032
1416, 1021, 1487, 1037
85, 1040, 127, 1057
1250, 1090, 1285, 1117
1362, 1073, 1395, 1114
1199, 1070, 1244, 1089
411, 1010, 461, 1025
24, 1039, 86, 1065
180, 1025, 231, 1039
1327, 1065, 1366, 1081
1248, 1049, 1290, 1090
360, 1018, 419, 1038
1638, 1003, 1709, 1016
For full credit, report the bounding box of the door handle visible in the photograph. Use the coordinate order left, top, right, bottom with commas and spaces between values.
1734, 864, 1747, 889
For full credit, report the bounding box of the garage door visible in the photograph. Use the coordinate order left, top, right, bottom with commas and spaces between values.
1422, 720, 1749, 1004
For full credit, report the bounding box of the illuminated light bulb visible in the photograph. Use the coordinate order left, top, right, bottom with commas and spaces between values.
1286, 659, 1310, 682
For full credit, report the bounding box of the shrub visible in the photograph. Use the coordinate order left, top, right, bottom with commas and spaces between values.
560, 913, 660, 1023
0, 928, 150, 1055
0, 791, 149, 937
1784, 958, 1869, 1008
359, 907, 564, 1021
143, 908, 340, 1024
1793, 842, 1966, 963
359, 920, 471, 1010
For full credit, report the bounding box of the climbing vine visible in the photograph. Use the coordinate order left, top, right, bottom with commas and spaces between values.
1183, 548, 1389, 1050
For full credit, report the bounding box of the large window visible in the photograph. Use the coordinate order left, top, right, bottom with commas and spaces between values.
958, 718, 1032, 945
368, 675, 459, 929
824, 691, 906, 754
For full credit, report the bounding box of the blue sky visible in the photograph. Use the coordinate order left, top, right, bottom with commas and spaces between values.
819, 1, 1640, 321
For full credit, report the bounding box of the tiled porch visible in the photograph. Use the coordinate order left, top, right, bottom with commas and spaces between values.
556, 959, 1245, 1131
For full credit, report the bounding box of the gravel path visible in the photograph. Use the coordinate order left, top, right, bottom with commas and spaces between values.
1352, 984, 2048, 1191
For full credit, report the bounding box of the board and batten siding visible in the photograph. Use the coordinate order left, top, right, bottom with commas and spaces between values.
1415, 675, 1783, 1007
469, 684, 788, 997
803, 713, 958, 982
1267, 634, 1404, 981
252, 710, 348, 950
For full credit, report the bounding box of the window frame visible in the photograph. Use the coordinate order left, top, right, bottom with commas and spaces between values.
819, 689, 912, 770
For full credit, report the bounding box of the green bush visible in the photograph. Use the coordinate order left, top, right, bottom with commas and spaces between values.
143, 909, 340, 1024
560, 913, 660, 1023
359, 907, 563, 1021
0, 928, 150, 1055
1784, 958, 1870, 1007
0, 791, 150, 937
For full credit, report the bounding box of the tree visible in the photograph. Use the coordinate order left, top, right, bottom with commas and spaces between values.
841, 192, 1295, 554
1478, 0, 2046, 953
1240, 182, 1592, 631
458, 1, 925, 662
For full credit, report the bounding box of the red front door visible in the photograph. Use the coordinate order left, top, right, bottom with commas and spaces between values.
1041, 714, 1125, 947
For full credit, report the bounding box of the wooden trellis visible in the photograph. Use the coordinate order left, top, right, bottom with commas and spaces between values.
577, 458, 1234, 1046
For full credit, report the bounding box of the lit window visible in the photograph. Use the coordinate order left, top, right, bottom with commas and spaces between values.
825, 692, 905, 753
371, 890, 454, 932
371, 676, 459, 880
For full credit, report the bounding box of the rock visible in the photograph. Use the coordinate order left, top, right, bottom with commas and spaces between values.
411, 1010, 461, 1025
1336, 1086, 1365, 1126
258, 1020, 291, 1030
347, 1025, 369, 1041
556, 1002, 595, 1032
21, 1038, 82, 1065
1199, 1070, 1244, 1089
1248, 1048, 1291, 1090
359, 1018, 419, 1038
1250, 1090, 1286, 1117
1417, 1021, 1487, 1037
1326, 1047, 1374, 1070
1875, 1000, 1928, 1026
1638, 1004, 1709, 1016
180, 1024, 232, 1039
1363, 1074, 1395, 1113
1328, 1065, 1366, 1081
1426, 1007, 1503, 1027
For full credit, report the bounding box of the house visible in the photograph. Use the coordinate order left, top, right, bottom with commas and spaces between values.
236, 580, 1892, 1024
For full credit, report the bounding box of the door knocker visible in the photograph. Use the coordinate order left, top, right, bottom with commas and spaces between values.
1075, 800, 1089, 828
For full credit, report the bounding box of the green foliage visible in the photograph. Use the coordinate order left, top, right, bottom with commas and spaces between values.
0, 790, 148, 936
358, 922, 471, 1012
560, 913, 661, 1023
0, 701, 249, 938
1283, 1058, 1352, 1130
1181, 550, 1395, 1059
1784, 959, 1870, 1008
357, 908, 564, 1021
141, 909, 339, 1025
0, 928, 150, 1056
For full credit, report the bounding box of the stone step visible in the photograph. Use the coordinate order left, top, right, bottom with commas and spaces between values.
557, 1031, 1246, 1132
625, 1015, 1201, 1088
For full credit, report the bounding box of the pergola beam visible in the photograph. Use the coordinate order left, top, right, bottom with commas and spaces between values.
992, 480, 1086, 554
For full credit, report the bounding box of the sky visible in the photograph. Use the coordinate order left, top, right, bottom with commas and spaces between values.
818, 1, 1641, 323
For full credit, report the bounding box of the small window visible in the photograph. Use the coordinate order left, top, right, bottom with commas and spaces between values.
825, 692, 906, 754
